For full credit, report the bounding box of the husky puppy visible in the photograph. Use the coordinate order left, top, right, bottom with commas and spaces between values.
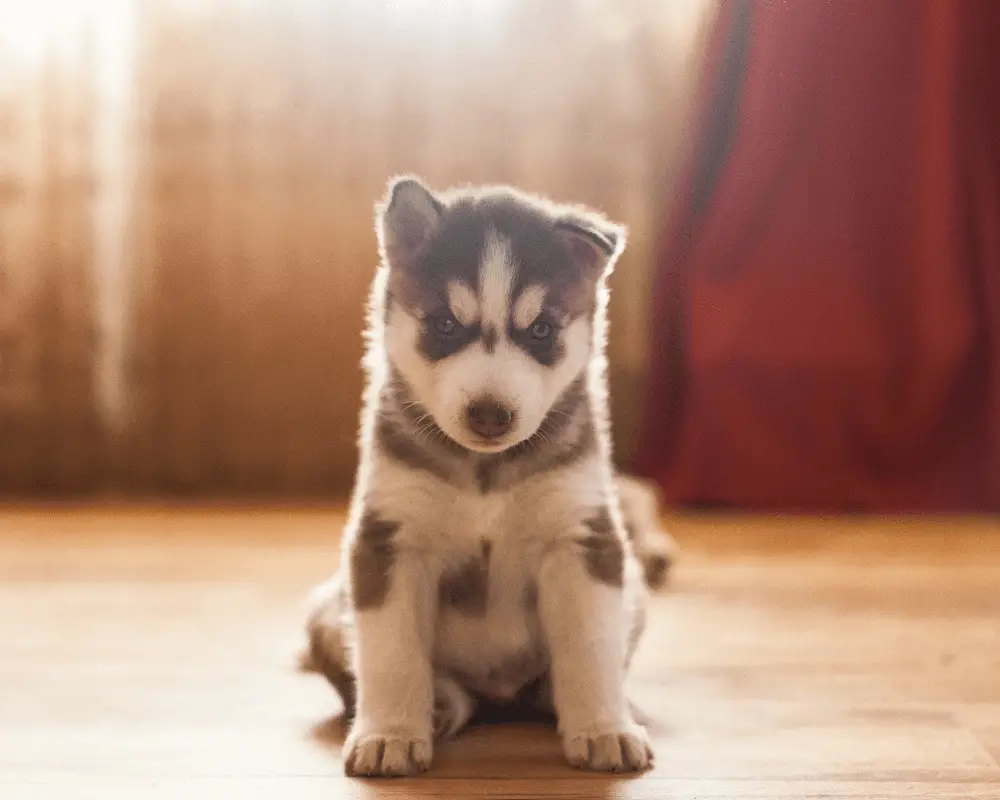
302, 177, 675, 776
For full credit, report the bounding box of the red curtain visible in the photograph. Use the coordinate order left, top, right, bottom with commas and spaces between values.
637, 0, 1000, 512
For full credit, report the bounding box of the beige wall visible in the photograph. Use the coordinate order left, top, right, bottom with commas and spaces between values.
0, 0, 715, 497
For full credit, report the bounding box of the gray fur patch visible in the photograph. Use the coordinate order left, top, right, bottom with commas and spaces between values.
439, 540, 492, 615
350, 510, 399, 611
374, 412, 453, 482
579, 507, 624, 587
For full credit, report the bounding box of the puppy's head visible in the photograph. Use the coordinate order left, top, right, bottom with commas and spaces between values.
376, 176, 625, 454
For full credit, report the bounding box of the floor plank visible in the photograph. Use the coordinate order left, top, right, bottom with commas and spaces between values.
1, 507, 999, 798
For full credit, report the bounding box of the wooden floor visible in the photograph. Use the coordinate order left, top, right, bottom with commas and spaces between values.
1, 507, 999, 799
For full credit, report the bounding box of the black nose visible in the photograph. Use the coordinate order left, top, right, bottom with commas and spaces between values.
466, 398, 515, 439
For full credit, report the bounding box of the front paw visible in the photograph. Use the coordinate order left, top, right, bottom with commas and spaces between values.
343, 728, 433, 777
562, 722, 653, 772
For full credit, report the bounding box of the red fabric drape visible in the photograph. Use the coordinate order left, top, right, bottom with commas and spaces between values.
637, 0, 1000, 512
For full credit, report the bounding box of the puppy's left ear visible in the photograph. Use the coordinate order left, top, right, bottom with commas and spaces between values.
555, 213, 627, 277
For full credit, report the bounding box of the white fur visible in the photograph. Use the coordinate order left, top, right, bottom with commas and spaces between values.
512, 284, 546, 330
447, 281, 479, 327
479, 228, 514, 330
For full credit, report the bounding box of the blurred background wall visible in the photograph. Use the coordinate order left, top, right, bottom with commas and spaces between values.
0, 0, 717, 499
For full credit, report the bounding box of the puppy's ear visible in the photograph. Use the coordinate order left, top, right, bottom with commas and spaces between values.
554, 212, 627, 277
376, 175, 444, 271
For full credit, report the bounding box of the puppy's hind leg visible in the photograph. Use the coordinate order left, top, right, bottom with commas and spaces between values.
302, 571, 357, 720
433, 674, 477, 740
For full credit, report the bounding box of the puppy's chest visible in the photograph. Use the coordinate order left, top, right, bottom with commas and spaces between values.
434, 525, 538, 615
427, 502, 549, 692
373, 470, 588, 692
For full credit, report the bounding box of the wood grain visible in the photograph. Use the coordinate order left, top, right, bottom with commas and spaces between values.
1, 507, 998, 798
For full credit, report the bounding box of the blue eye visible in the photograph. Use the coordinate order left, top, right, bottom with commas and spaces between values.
434, 315, 458, 336
530, 320, 553, 340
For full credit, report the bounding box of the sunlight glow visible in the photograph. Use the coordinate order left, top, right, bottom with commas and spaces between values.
381, 0, 509, 32
0, 0, 138, 428
0, 0, 94, 66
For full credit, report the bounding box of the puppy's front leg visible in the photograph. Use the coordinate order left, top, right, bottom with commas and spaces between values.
538, 522, 653, 772
344, 516, 436, 777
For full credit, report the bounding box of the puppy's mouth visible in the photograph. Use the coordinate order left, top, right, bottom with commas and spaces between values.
422, 415, 525, 455
462, 435, 519, 454
446, 420, 542, 455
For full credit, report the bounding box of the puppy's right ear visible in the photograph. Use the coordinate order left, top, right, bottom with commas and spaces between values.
375, 175, 444, 271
